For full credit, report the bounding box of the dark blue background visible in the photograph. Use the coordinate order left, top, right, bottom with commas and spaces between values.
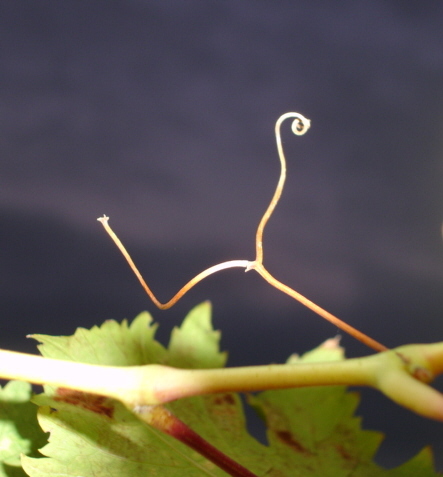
1, 1, 443, 469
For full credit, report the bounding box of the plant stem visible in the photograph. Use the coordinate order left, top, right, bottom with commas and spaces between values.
0, 348, 376, 405
0, 348, 158, 403
254, 113, 310, 264
98, 215, 250, 310
250, 262, 388, 352
147, 357, 377, 403
2, 342, 443, 421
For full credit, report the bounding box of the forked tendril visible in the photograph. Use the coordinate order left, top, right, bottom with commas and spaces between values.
98, 113, 387, 352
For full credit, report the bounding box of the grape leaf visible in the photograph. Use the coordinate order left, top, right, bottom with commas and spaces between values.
21, 302, 440, 476
167, 301, 227, 369
30, 310, 166, 366
0, 381, 47, 477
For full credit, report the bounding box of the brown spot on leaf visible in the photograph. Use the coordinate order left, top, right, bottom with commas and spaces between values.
54, 388, 114, 418
335, 444, 353, 461
212, 394, 235, 406
275, 430, 312, 455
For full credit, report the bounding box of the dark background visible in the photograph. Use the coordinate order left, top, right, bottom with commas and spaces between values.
1, 0, 443, 470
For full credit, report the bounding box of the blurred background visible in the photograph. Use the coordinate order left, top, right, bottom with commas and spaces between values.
1, 0, 443, 469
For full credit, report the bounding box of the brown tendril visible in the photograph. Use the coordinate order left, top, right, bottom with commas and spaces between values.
98, 112, 387, 352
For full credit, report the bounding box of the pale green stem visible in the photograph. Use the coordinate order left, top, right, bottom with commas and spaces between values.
0, 348, 158, 403
0, 347, 375, 408
374, 342, 443, 421
2, 343, 443, 421
148, 357, 378, 404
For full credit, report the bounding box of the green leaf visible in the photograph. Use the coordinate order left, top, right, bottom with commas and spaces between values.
22, 305, 231, 477
22, 304, 440, 476
31, 311, 166, 366
383, 447, 438, 477
0, 381, 47, 477
22, 399, 228, 477
249, 386, 382, 476
166, 301, 227, 369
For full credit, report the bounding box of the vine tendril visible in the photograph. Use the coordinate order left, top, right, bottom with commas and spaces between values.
254, 113, 310, 264
98, 112, 387, 352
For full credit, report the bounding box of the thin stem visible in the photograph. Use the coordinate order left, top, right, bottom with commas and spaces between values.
98, 216, 250, 309
250, 262, 388, 352
255, 113, 310, 263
